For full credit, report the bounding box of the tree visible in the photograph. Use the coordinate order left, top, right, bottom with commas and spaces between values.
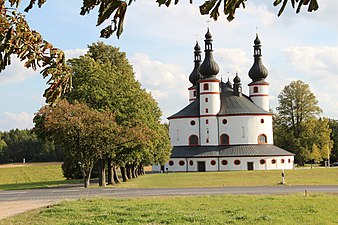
35, 99, 122, 187
328, 119, 338, 163
64, 42, 171, 185
0, 0, 319, 104
274, 80, 332, 166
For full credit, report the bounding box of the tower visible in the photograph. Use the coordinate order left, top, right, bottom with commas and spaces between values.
199, 29, 220, 146
188, 42, 202, 103
248, 34, 270, 111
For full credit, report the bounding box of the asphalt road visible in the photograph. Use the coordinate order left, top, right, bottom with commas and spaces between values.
1, 185, 338, 202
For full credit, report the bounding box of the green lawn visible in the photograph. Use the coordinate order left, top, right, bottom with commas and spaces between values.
0, 163, 81, 190
1, 194, 338, 224
116, 168, 338, 188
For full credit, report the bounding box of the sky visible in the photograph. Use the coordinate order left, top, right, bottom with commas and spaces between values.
1, 0, 338, 131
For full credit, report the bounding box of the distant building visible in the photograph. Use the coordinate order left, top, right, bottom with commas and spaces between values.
162, 29, 294, 172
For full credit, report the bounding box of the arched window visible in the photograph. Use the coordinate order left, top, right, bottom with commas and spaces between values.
253, 86, 259, 93
258, 134, 267, 144
203, 83, 209, 91
220, 134, 230, 145
189, 135, 198, 146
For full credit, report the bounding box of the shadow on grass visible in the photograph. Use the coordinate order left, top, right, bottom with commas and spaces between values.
0, 179, 83, 191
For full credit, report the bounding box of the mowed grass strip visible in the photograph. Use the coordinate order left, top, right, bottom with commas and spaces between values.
1, 194, 338, 225
0, 163, 80, 190
117, 168, 338, 188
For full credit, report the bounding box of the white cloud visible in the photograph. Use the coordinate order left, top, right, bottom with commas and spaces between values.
0, 112, 34, 131
0, 57, 37, 85
64, 49, 88, 59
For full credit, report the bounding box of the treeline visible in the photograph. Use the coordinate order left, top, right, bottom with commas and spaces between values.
273, 80, 338, 165
0, 129, 63, 163
33, 42, 171, 187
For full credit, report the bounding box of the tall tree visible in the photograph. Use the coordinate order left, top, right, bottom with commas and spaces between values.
328, 119, 338, 163
274, 80, 332, 166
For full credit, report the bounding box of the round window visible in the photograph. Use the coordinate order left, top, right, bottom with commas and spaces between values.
260, 159, 266, 165
260, 119, 264, 123
169, 160, 174, 166
222, 119, 227, 125
210, 160, 216, 166
221, 160, 228, 166
281, 159, 285, 164
271, 159, 276, 164
179, 160, 185, 166
234, 159, 241, 165
189, 160, 193, 166
190, 120, 196, 126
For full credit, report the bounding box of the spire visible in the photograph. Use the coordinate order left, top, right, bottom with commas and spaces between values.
248, 33, 268, 83
233, 72, 242, 96
199, 29, 220, 79
189, 41, 202, 86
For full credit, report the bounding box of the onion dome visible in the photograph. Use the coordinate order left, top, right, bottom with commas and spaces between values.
233, 73, 242, 96
248, 34, 268, 83
189, 41, 202, 86
233, 73, 241, 84
199, 29, 220, 79
225, 78, 233, 88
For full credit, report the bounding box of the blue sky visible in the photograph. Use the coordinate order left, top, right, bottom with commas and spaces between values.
1, 0, 338, 131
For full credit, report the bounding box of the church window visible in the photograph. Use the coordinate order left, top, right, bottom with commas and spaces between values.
176, 129, 179, 140
190, 120, 196, 126
220, 134, 230, 145
221, 160, 228, 166
288, 158, 291, 163
179, 160, 185, 166
205, 108, 209, 113
169, 160, 174, 166
206, 119, 209, 124
271, 159, 276, 164
258, 134, 267, 144
210, 160, 216, 166
206, 138, 209, 143
253, 86, 259, 93
204, 83, 209, 90
260, 159, 266, 165
241, 126, 245, 138
189, 135, 198, 146
189, 160, 193, 166
260, 118, 264, 123
281, 159, 285, 164
193, 91, 197, 97
205, 97, 208, 102
222, 119, 227, 125
234, 160, 241, 165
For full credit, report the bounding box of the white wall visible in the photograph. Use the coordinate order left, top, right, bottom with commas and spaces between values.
169, 118, 200, 146
218, 115, 273, 145
249, 84, 269, 111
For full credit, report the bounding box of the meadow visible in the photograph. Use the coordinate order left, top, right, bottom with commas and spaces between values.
1, 194, 338, 224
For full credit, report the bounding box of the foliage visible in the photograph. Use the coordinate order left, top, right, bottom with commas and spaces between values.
274, 80, 332, 165
2, 194, 338, 225
0, 1, 72, 103
0, 129, 63, 163
328, 119, 338, 163
34, 99, 121, 187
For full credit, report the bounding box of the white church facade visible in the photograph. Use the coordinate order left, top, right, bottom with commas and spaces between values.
160, 29, 294, 172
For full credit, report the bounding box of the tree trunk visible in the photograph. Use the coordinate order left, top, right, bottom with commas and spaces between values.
126, 164, 132, 179
98, 159, 106, 187
113, 165, 120, 183
83, 166, 92, 188
120, 166, 128, 182
107, 158, 115, 185
131, 163, 136, 178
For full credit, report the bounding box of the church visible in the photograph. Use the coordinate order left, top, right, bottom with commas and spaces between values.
163, 29, 294, 172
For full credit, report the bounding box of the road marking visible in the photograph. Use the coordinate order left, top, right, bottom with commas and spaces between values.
52, 190, 79, 193
0, 191, 27, 195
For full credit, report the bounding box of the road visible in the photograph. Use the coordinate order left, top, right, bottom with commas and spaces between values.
1, 185, 338, 202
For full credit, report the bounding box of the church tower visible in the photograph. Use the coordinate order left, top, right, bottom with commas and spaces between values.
248, 34, 269, 111
199, 29, 220, 146
188, 42, 202, 103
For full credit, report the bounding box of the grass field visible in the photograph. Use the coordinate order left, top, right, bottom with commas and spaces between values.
0, 163, 337, 190
1, 194, 338, 224
0, 163, 81, 190
116, 168, 338, 188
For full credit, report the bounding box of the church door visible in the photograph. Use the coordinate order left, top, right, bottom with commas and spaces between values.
197, 161, 206, 172
247, 162, 254, 170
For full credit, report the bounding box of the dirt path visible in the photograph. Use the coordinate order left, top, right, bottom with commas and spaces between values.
0, 200, 59, 220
